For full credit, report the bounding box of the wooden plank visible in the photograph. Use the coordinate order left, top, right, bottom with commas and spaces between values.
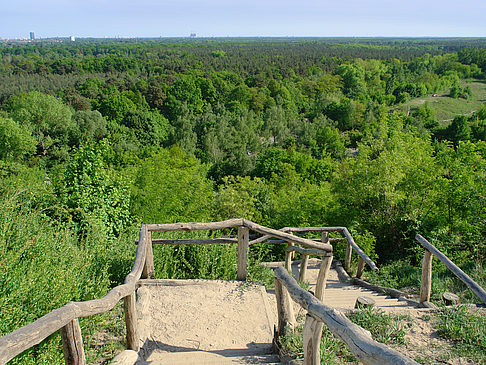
142, 230, 154, 279
286, 246, 328, 256
352, 278, 405, 299
303, 315, 323, 365
274, 267, 419, 365
249, 237, 344, 245
60, 319, 86, 365
416, 234, 486, 305
150, 238, 238, 244
420, 250, 433, 303
242, 220, 332, 252
237, 227, 249, 281
285, 227, 347, 232
147, 219, 243, 232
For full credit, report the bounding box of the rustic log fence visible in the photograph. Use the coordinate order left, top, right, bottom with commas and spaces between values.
276, 226, 378, 280
0, 219, 383, 365
416, 234, 486, 305
274, 267, 419, 365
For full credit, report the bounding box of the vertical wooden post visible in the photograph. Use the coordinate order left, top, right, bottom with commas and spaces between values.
60, 318, 86, 365
321, 231, 329, 245
237, 226, 249, 281
344, 240, 352, 273
124, 292, 139, 351
285, 231, 295, 273
303, 314, 323, 365
274, 278, 295, 337
356, 257, 365, 279
142, 229, 154, 279
315, 254, 333, 302
299, 254, 309, 283
420, 250, 433, 303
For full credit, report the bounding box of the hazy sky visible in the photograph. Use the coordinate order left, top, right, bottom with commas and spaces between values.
2, 0, 486, 39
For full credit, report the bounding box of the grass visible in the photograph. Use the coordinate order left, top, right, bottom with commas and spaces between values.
393, 79, 486, 123
435, 305, 486, 364
279, 307, 411, 364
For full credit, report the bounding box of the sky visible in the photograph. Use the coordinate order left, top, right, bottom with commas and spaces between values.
1, 0, 486, 39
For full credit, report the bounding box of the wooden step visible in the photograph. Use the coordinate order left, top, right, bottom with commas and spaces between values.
140, 350, 281, 364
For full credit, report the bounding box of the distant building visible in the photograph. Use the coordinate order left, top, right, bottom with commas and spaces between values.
190, 33, 196, 38
30, 32, 35, 40
70, 36, 75, 42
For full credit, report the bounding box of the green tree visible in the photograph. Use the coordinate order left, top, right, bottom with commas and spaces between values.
62, 142, 131, 237
0, 116, 36, 161
7, 91, 74, 158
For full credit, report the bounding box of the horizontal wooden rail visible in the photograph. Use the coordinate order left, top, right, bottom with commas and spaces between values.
274, 267, 418, 365
0, 225, 150, 364
149, 238, 238, 244
416, 234, 486, 305
286, 245, 330, 257
146, 218, 243, 232
242, 220, 332, 252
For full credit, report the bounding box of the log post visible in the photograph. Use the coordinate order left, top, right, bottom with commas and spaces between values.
124, 293, 139, 351
60, 318, 86, 365
142, 229, 154, 279
315, 254, 333, 301
237, 226, 249, 281
285, 236, 295, 273
274, 278, 295, 337
344, 239, 352, 273
303, 314, 323, 365
356, 257, 365, 279
299, 254, 310, 283
420, 250, 433, 303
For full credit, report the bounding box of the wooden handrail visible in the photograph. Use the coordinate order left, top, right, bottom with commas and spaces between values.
274, 267, 418, 365
242, 220, 333, 252
416, 234, 486, 305
279, 226, 377, 277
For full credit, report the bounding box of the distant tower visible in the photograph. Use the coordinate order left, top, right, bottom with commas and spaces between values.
70, 36, 75, 42
30, 32, 35, 40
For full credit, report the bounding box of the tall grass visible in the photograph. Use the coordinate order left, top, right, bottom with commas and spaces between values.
0, 187, 135, 364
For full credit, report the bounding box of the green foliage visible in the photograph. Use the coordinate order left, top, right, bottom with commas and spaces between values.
0, 116, 36, 161
0, 185, 133, 364
334, 114, 438, 261
70, 110, 107, 145
61, 141, 131, 237
7, 91, 74, 159
130, 146, 213, 224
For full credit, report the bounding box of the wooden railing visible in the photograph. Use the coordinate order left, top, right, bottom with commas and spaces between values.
416, 234, 486, 305
274, 267, 418, 365
279, 226, 378, 279
0, 219, 334, 364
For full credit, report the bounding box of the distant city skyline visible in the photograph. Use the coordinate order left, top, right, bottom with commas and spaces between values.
1, 0, 486, 39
